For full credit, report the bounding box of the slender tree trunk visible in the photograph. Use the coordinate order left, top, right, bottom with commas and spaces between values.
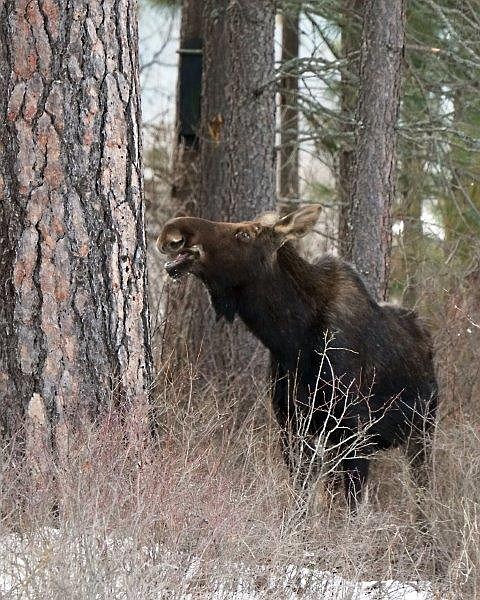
0, 0, 152, 439
170, 0, 204, 214
337, 0, 362, 256
344, 0, 406, 301
161, 0, 276, 404
279, 5, 300, 214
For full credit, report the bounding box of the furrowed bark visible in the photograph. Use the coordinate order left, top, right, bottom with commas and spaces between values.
337, 0, 362, 257
0, 0, 152, 438
200, 0, 276, 221
344, 0, 406, 301
161, 0, 276, 407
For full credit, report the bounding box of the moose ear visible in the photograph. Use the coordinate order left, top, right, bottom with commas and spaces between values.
273, 204, 322, 239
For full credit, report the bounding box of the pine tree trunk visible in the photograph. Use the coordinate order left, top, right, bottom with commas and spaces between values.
161, 0, 276, 405
279, 5, 300, 214
337, 0, 362, 256
0, 0, 152, 438
200, 0, 276, 222
344, 0, 406, 301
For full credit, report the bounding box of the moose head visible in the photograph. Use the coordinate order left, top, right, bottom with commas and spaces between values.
157, 204, 322, 286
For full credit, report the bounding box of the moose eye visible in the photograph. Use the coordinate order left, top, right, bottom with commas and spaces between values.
236, 230, 251, 242
168, 238, 184, 251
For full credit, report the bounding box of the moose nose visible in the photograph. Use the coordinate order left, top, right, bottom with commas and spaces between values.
158, 233, 185, 254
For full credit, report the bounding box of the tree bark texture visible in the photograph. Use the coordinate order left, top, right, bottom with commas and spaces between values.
161, 0, 276, 395
337, 0, 361, 256
200, 0, 276, 221
344, 0, 406, 301
279, 5, 300, 212
0, 0, 152, 437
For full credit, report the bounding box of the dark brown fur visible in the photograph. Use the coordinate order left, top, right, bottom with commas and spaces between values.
158, 207, 437, 508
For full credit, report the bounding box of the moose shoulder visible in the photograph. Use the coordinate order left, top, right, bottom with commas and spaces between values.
158, 205, 438, 509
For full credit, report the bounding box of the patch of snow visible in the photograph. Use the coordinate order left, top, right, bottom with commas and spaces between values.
0, 528, 434, 599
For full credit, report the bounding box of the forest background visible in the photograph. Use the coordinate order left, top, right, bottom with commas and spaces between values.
1, 0, 480, 597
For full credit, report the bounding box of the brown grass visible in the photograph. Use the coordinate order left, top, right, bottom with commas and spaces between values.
1, 337, 479, 599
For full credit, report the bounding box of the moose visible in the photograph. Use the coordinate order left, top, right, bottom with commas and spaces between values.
158, 205, 438, 509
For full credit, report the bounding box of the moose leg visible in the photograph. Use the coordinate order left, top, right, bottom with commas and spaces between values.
271, 363, 295, 471
277, 421, 322, 489
278, 426, 298, 477
343, 456, 369, 511
406, 398, 436, 492
271, 362, 298, 476
271, 369, 318, 486
276, 411, 323, 497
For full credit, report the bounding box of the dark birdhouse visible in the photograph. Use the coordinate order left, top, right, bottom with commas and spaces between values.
178, 38, 203, 147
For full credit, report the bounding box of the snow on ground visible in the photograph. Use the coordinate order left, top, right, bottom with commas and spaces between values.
0, 528, 433, 599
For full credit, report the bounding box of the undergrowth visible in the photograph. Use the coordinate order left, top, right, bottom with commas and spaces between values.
1, 350, 479, 598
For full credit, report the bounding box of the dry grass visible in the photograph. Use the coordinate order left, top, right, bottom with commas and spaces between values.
1, 348, 479, 599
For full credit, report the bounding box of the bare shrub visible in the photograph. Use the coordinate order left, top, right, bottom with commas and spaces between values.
0, 355, 476, 598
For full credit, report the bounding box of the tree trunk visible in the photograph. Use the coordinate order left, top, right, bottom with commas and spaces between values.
337, 0, 362, 256
344, 0, 406, 301
279, 5, 300, 214
161, 0, 276, 404
0, 0, 152, 438
200, 0, 276, 221
170, 0, 204, 214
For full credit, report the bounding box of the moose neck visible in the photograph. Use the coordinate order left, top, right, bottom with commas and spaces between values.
234, 243, 330, 370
